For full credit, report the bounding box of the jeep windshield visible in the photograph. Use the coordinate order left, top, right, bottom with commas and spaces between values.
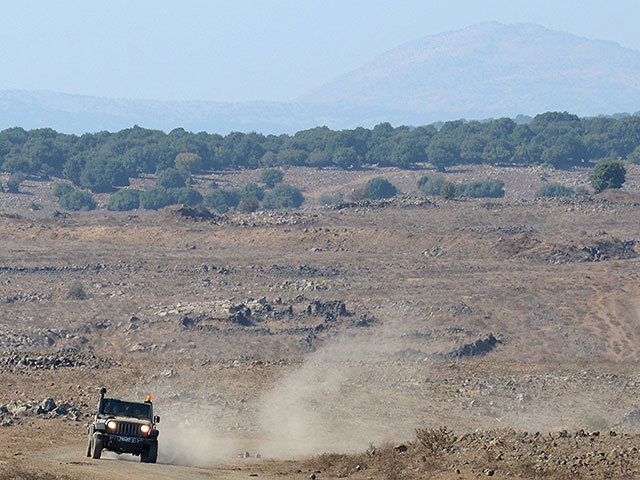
102, 398, 151, 420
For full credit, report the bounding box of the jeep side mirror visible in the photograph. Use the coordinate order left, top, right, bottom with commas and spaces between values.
153, 415, 160, 424
91, 409, 97, 415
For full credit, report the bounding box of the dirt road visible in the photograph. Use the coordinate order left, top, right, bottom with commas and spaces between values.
25, 442, 297, 480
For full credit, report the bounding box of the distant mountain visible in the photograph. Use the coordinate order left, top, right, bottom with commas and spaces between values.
2, 22, 640, 134
0, 90, 429, 135
300, 22, 640, 119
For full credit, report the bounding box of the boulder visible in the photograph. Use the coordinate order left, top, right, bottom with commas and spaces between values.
38, 397, 57, 415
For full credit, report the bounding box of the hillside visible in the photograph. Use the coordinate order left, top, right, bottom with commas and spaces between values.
300, 22, 640, 118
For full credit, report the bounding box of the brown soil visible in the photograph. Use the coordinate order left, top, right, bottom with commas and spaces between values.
1, 165, 640, 478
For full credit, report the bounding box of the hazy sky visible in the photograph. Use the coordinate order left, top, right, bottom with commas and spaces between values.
2, 0, 639, 102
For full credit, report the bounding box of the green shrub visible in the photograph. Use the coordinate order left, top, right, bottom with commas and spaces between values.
260, 168, 285, 188
204, 188, 242, 213
365, 177, 397, 199
6, 172, 26, 193
156, 168, 188, 188
417, 175, 430, 189
441, 182, 457, 199
535, 183, 574, 198
590, 160, 626, 193
67, 281, 86, 300
58, 190, 96, 211
320, 192, 344, 206
138, 186, 203, 210
139, 186, 174, 210
262, 183, 304, 209
419, 176, 445, 196
456, 179, 505, 198
168, 187, 203, 206
242, 182, 265, 201
53, 182, 75, 198
107, 189, 141, 211
238, 197, 260, 213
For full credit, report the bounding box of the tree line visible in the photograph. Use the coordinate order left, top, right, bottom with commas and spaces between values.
1, 111, 639, 195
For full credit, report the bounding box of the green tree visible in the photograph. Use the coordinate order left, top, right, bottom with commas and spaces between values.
260, 168, 285, 187
332, 147, 359, 169
262, 183, 304, 209
427, 138, 459, 171
62, 155, 84, 185
204, 188, 242, 213
627, 145, 640, 164
481, 140, 513, 164
156, 168, 187, 188
107, 189, 141, 211
6, 172, 26, 193
2, 155, 30, 174
589, 161, 626, 193
365, 177, 397, 199
80, 157, 129, 193
540, 134, 586, 168
242, 182, 265, 201
460, 135, 489, 163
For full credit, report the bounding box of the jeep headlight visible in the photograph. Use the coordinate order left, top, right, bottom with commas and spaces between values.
140, 424, 151, 434
106, 420, 117, 431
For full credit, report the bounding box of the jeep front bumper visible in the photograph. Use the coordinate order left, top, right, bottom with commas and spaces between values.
93, 433, 157, 454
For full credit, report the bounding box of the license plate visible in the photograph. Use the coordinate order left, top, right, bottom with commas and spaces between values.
117, 436, 140, 443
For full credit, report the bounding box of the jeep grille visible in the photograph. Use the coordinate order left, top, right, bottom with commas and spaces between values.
116, 421, 143, 437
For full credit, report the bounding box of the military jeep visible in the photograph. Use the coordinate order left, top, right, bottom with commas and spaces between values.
86, 387, 160, 463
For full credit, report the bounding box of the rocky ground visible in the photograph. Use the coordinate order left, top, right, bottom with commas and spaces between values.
1, 165, 640, 478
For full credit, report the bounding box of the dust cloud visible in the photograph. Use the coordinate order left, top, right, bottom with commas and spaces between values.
254, 313, 423, 458
134, 388, 243, 466
158, 425, 240, 466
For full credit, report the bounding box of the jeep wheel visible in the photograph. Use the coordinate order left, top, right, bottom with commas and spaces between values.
86, 436, 91, 457
141, 443, 157, 463
91, 437, 103, 459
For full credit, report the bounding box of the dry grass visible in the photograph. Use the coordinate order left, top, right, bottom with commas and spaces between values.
415, 426, 455, 454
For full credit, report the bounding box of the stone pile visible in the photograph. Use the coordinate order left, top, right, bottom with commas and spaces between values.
0, 397, 83, 427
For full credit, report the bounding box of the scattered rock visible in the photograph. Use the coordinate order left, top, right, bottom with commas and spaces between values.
394, 443, 408, 453
447, 334, 502, 358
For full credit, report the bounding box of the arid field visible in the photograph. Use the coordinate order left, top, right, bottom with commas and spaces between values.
1, 164, 640, 479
